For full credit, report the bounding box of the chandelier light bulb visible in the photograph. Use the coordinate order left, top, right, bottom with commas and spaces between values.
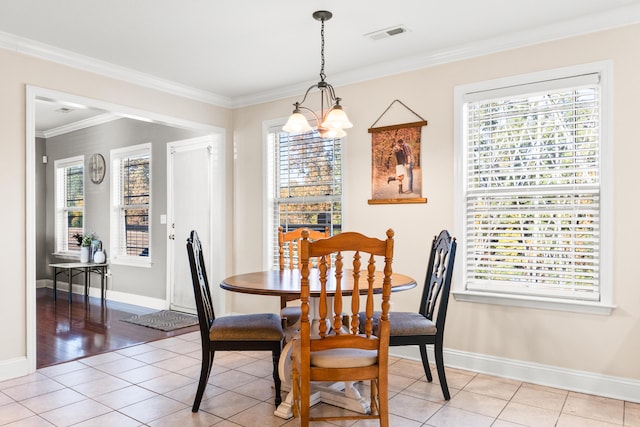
321, 105, 353, 130
319, 127, 347, 139
283, 111, 312, 133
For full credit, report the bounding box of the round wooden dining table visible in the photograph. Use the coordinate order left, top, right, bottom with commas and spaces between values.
220, 268, 417, 419
220, 268, 417, 298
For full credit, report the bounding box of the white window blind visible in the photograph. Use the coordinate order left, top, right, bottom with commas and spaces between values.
54, 156, 84, 254
267, 127, 343, 268
110, 144, 151, 265
462, 73, 602, 301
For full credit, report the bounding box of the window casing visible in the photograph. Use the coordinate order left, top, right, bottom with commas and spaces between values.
454, 62, 613, 314
110, 143, 151, 266
266, 126, 343, 269
54, 156, 84, 255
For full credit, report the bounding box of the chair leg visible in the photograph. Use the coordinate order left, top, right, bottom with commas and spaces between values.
377, 378, 389, 427
301, 372, 310, 427
419, 344, 433, 382
369, 379, 378, 415
272, 347, 282, 406
192, 348, 214, 412
434, 341, 450, 400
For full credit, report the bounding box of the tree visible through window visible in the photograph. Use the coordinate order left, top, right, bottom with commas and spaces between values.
267, 128, 342, 268
456, 66, 611, 307
122, 156, 150, 256
111, 144, 151, 264
54, 156, 84, 254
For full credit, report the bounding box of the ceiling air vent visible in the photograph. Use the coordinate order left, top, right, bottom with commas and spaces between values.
365, 25, 409, 41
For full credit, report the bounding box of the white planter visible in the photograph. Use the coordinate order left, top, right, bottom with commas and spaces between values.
80, 246, 90, 263
94, 250, 106, 264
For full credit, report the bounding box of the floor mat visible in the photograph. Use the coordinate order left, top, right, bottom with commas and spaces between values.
121, 310, 198, 331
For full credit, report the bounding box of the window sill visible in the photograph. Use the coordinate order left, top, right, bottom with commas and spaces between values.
52, 252, 80, 261
452, 290, 615, 315
109, 258, 152, 268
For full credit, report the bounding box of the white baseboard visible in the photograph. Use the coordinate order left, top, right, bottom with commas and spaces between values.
106, 290, 168, 310
390, 346, 640, 404
0, 357, 30, 382
38, 279, 168, 310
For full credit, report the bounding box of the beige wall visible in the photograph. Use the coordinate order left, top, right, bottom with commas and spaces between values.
0, 47, 232, 364
232, 24, 640, 383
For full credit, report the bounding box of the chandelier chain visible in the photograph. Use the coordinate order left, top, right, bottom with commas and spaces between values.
319, 18, 326, 82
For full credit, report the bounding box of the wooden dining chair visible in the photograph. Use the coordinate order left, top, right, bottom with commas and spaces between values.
278, 226, 329, 327
186, 230, 284, 412
291, 229, 394, 427
279, 226, 330, 273
361, 229, 457, 400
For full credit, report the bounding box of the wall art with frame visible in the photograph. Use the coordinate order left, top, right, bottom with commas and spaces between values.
368, 103, 428, 204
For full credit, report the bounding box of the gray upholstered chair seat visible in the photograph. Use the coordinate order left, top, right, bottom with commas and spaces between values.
360, 311, 437, 336
389, 312, 437, 336
280, 306, 301, 327
209, 313, 283, 341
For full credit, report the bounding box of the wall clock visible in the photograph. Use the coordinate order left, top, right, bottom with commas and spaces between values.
89, 153, 106, 184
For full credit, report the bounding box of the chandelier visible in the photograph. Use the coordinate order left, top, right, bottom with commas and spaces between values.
283, 10, 352, 138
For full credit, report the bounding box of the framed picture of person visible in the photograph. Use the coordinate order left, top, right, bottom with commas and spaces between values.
368, 121, 428, 204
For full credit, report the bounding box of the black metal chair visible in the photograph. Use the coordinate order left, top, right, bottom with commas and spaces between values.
186, 230, 284, 412
361, 229, 457, 400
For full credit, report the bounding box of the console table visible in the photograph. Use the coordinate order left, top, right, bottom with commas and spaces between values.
49, 262, 108, 303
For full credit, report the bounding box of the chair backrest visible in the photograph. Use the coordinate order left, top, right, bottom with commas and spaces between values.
278, 226, 329, 270
299, 229, 394, 352
419, 230, 457, 333
186, 230, 216, 343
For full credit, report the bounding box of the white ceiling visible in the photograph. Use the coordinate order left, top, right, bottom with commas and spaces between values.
34, 98, 111, 135
3, 0, 640, 131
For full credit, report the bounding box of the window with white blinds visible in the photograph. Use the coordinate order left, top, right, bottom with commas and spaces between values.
456, 65, 611, 307
110, 143, 151, 266
54, 156, 84, 254
266, 127, 343, 269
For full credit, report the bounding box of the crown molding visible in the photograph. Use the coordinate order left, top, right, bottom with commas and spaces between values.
0, 31, 233, 108
38, 112, 121, 139
233, 3, 640, 108
3, 3, 640, 110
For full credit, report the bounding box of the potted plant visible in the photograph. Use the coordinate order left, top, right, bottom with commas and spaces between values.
72, 232, 96, 262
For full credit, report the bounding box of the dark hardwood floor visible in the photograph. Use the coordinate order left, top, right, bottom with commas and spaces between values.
36, 287, 198, 368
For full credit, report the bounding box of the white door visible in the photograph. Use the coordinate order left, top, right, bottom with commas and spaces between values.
167, 135, 225, 314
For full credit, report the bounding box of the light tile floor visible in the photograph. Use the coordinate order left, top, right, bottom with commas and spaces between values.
0, 331, 638, 426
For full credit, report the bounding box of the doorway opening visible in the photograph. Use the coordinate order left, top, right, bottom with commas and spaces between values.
26, 86, 226, 371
